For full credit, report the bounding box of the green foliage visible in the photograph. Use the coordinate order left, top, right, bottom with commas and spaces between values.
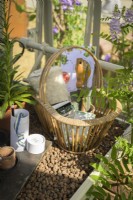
100, 5, 133, 123
53, 0, 87, 47
13, 0, 36, 21
72, 87, 117, 113
0, 1, 35, 118
91, 88, 117, 111
13, 0, 86, 46
72, 87, 90, 103
13, 0, 26, 13
106, 68, 133, 122
86, 137, 133, 200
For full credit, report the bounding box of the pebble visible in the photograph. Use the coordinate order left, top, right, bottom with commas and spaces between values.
16, 107, 125, 200
16, 144, 92, 200
15, 141, 113, 199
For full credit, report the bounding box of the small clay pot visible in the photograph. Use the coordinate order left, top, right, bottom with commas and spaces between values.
0, 146, 16, 170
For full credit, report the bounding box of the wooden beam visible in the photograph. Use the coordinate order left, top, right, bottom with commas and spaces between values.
84, 0, 94, 46
93, 0, 101, 58
43, 0, 53, 46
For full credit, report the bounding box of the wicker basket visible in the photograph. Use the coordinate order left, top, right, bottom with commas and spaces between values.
35, 46, 122, 153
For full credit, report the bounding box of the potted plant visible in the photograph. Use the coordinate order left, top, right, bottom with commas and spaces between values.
0, 0, 35, 132
86, 137, 133, 200
70, 127, 132, 200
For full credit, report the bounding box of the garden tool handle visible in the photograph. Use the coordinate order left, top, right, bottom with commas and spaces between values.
84, 64, 90, 87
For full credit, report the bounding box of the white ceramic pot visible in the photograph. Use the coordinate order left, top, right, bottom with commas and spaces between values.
26, 134, 45, 154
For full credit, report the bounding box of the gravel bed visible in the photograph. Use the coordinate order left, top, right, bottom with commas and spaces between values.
16, 106, 126, 200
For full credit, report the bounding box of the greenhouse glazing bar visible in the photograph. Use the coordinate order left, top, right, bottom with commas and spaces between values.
20, 37, 124, 73
84, 0, 94, 47
84, 0, 101, 58
92, 0, 101, 58
43, 0, 53, 47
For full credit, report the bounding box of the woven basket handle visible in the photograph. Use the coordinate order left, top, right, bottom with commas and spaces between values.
39, 46, 103, 103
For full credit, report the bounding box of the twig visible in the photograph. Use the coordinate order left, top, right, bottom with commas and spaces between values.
52, 6, 65, 32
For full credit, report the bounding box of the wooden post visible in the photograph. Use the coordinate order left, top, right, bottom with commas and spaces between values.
43, 0, 53, 60
84, 0, 94, 46
93, 0, 101, 58
84, 0, 101, 58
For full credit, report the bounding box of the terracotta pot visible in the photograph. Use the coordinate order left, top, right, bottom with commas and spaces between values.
0, 146, 16, 170
0, 106, 16, 134
8, 0, 29, 38
0, 102, 26, 134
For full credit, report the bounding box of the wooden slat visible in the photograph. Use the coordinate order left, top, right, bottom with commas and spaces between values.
75, 127, 79, 152
51, 118, 60, 141
55, 121, 66, 148
83, 126, 94, 152
65, 124, 71, 150
89, 125, 101, 149
71, 127, 75, 152
79, 127, 86, 152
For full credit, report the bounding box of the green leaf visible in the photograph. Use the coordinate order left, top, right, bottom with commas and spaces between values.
111, 145, 117, 160
105, 170, 117, 181
121, 157, 130, 172
105, 193, 111, 200
127, 192, 133, 200
99, 177, 111, 188
14, 94, 33, 98
13, 1, 26, 13
121, 193, 126, 200
108, 163, 119, 178
16, 98, 35, 105
114, 195, 119, 200
96, 154, 109, 165
91, 191, 104, 200
29, 14, 36, 21
90, 175, 100, 181
14, 101, 24, 108
114, 159, 125, 174
91, 163, 108, 175
0, 101, 8, 113
95, 185, 107, 197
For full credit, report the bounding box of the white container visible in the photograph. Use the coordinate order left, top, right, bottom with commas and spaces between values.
26, 134, 45, 154
10, 109, 29, 152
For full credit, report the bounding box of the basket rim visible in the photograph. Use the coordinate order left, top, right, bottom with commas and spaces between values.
35, 96, 122, 127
